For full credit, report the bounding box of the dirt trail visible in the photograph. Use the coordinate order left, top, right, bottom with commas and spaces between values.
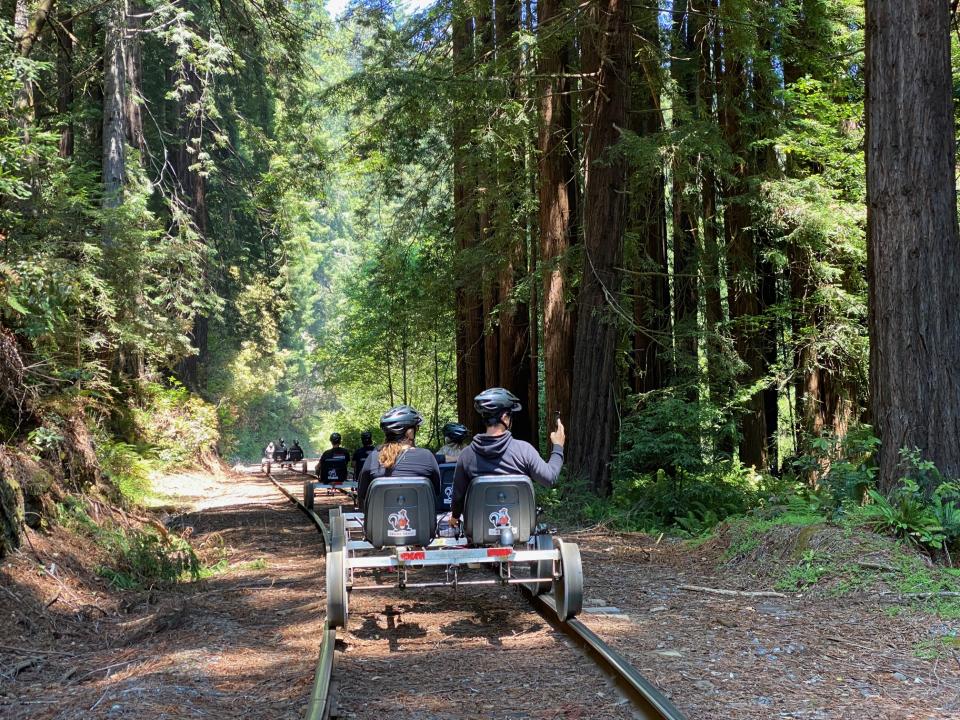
1, 469, 328, 720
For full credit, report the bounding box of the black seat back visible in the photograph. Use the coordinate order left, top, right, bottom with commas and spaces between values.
463, 475, 536, 545
437, 463, 456, 512
319, 457, 348, 484
364, 477, 436, 548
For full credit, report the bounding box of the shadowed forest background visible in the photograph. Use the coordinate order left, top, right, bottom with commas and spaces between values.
3, 0, 960, 557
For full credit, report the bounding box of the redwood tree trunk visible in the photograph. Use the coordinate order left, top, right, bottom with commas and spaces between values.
720, 40, 767, 470
866, 0, 960, 491
630, 1, 670, 394
670, 0, 700, 376
102, 0, 127, 212
537, 0, 578, 428
453, 4, 485, 429
567, 0, 631, 494
56, 12, 74, 158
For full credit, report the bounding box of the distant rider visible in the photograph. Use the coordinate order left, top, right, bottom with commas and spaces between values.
438, 422, 470, 463
352, 431, 376, 481
449, 388, 565, 527
318, 433, 350, 475
274, 437, 287, 462
357, 405, 442, 508
264, 441, 275, 460
288, 439, 304, 462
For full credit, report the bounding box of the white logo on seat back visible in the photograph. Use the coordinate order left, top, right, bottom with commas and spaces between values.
487, 507, 513, 535
387, 508, 416, 537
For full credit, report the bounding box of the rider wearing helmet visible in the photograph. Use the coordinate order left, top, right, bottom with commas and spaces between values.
438, 422, 470, 463
357, 405, 442, 508
318, 432, 351, 478
352, 431, 376, 482
449, 388, 565, 526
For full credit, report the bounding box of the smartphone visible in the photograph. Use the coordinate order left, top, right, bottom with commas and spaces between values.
553, 411, 561, 430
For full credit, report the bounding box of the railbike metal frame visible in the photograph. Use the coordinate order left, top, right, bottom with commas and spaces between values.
338, 509, 559, 588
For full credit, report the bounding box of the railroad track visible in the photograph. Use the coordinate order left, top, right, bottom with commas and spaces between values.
264, 465, 687, 720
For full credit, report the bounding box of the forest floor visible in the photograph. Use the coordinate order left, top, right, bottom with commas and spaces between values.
0, 466, 958, 719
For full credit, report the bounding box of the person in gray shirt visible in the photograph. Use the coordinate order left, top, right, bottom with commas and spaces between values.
449, 387, 565, 524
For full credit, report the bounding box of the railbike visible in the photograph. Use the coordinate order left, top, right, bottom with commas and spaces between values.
324, 473, 584, 629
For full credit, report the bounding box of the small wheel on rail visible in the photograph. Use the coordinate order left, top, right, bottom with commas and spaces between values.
527, 533, 554, 595
326, 510, 349, 629
304, 479, 315, 510
553, 538, 583, 621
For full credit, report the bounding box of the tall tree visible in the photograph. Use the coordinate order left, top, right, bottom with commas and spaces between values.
669, 0, 700, 378
567, 0, 631, 493
719, 6, 767, 469
537, 0, 578, 427
102, 0, 127, 211
629, 0, 670, 393
866, 0, 960, 491
453, 1, 485, 428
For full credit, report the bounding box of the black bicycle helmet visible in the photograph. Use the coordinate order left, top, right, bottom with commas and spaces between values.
442, 422, 469, 442
330, 432, 342, 444
361, 431, 373, 445
474, 387, 522, 419
380, 405, 424, 440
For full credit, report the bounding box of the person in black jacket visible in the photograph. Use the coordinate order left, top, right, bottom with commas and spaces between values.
317, 433, 351, 482
449, 387, 565, 525
357, 406, 442, 508
352, 431, 375, 481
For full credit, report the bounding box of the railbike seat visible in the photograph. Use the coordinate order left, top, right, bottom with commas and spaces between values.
364, 476, 436, 548
436, 463, 456, 513
319, 457, 349, 484
462, 475, 536, 546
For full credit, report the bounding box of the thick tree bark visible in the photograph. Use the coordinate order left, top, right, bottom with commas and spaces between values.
866, 0, 960, 491
537, 0, 578, 427
56, 12, 74, 158
670, 0, 700, 376
171, 61, 210, 389
453, 5, 485, 429
102, 0, 127, 212
125, 0, 146, 155
629, 1, 670, 394
567, 0, 631, 494
720, 37, 767, 470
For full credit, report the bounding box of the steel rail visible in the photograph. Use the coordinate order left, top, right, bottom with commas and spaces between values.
522, 588, 688, 720
266, 471, 338, 719
304, 627, 337, 720
266, 473, 330, 555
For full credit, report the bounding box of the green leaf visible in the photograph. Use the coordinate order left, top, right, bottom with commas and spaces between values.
5, 294, 29, 314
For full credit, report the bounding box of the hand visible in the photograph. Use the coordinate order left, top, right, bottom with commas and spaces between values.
550, 418, 566, 447
448, 513, 460, 528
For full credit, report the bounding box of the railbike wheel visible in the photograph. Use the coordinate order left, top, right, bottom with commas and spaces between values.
553, 538, 583, 621
304, 480, 315, 510
527, 534, 554, 595
326, 510, 348, 628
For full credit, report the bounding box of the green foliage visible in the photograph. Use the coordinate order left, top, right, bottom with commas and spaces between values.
776, 549, 834, 590
615, 391, 736, 475
96, 440, 155, 507
787, 426, 880, 508
56, 498, 200, 589
131, 381, 219, 467
842, 449, 960, 554
545, 461, 768, 534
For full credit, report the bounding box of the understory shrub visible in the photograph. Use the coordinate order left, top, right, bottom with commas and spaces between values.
543, 460, 770, 534
57, 497, 200, 588
131, 380, 220, 467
